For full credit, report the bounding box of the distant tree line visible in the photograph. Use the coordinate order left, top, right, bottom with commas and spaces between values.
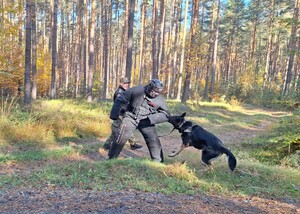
0, 0, 299, 106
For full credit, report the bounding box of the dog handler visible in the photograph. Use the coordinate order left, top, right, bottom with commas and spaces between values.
108, 79, 170, 162
103, 77, 143, 150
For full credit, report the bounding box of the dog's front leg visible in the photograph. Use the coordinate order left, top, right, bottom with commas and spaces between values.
168, 144, 186, 157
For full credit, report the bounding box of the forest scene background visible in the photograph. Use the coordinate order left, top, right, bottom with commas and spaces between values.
0, 0, 299, 106
0, 1, 300, 211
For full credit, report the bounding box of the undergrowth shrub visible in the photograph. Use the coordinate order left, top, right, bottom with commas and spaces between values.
0, 99, 111, 149
241, 111, 300, 168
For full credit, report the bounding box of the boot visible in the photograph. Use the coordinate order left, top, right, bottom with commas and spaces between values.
103, 142, 111, 150
130, 143, 143, 150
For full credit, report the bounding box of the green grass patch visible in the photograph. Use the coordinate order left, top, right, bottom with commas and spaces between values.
240, 112, 300, 168
0, 146, 76, 163
1, 157, 299, 199
0, 99, 299, 201
0, 99, 112, 151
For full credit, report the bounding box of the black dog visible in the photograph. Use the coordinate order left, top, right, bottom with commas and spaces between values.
168, 113, 237, 171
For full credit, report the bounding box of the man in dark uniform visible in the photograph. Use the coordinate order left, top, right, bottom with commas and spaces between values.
108, 79, 169, 162
103, 77, 143, 150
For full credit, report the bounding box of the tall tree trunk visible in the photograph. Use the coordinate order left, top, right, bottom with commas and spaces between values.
157, 0, 165, 76
50, 0, 58, 99
49, 0, 53, 53
263, 0, 275, 90
83, 0, 88, 96
204, 2, 215, 100
194, 3, 205, 94
108, 2, 112, 90
102, 0, 109, 99
87, 0, 95, 102
249, 0, 259, 60
17, 0, 23, 96
125, 0, 135, 80
138, 1, 147, 84
166, 0, 175, 98
171, 0, 181, 98
31, 0, 37, 100
152, 0, 158, 79
177, 0, 188, 101
181, 0, 200, 103
24, 0, 33, 106
65, 1, 71, 94
283, 0, 299, 96
209, 0, 220, 99
59, 2, 65, 95
293, 39, 300, 91
121, 1, 129, 77
74, 2, 81, 98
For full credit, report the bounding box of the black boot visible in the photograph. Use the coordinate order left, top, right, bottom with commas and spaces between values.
130, 143, 143, 150
103, 142, 111, 150
108, 141, 125, 159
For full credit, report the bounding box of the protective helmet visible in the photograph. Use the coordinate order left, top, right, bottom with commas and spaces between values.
146, 79, 163, 98
149, 79, 163, 92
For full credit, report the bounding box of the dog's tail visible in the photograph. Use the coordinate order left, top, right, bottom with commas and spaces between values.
220, 147, 237, 171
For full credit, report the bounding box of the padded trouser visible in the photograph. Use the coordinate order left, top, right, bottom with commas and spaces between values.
104, 118, 136, 147
108, 117, 164, 162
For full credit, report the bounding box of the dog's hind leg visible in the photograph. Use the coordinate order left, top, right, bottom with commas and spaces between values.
201, 148, 222, 167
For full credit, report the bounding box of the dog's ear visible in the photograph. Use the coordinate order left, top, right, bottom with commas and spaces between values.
181, 112, 186, 117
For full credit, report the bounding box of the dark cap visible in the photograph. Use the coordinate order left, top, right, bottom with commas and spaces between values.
120, 77, 131, 84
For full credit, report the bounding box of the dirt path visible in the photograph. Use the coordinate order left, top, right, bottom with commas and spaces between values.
1, 187, 299, 214
1, 107, 299, 213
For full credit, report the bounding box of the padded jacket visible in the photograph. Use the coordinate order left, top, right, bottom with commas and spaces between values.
110, 85, 169, 125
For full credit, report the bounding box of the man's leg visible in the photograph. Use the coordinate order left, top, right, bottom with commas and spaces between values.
108, 117, 137, 159
103, 134, 113, 150
103, 119, 122, 150
138, 124, 163, 162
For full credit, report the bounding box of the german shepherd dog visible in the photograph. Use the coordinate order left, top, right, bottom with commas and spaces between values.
168, 113, 237, 171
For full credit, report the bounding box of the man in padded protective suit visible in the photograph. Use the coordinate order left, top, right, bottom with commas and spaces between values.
103, 77, 143, 151
108, 79, 170, 162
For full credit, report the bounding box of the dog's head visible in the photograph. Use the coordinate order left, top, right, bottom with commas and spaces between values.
168, 112, 186, 130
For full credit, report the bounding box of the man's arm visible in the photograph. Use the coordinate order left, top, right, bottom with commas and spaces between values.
110, 93, 129, 120
147, 110, 170, 124
147, 96, 170, 124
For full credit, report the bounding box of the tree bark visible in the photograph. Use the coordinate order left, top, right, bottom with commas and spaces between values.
138, 1, 147, 84
182, 0, 200, 103
50, 0, 58, 99
152, 0, 158, 79
87, 0, 95, 102
121, 1, 129, 77
125, 0, 135, 80
158, 0, 166, 76
283, 0, 299, 96
31, 0, 37, 100
177, 0, 188, 101
209, 0, 220, 99
102, 0, 109, 99
24, 0, 33, 106
263, 0, 275, 90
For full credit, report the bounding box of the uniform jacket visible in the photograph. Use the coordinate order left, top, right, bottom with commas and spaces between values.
110, 85, 169, 124
113, 86, 125, 101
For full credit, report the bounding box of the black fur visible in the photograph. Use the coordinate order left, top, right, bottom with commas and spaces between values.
168, 113, 237, 171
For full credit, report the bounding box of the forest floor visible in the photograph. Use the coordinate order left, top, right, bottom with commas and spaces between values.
0, 107, 299, 214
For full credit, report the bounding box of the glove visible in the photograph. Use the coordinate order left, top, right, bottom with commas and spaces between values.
110, 115, 119, 120
139, 117, 151, 126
